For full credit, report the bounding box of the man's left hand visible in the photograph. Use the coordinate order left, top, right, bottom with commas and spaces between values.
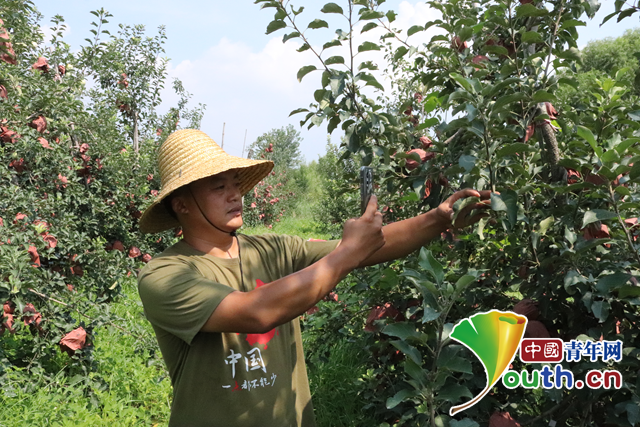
435, 189, 493, 229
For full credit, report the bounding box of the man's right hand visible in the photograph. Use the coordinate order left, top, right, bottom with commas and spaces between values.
338, 194, 385, 268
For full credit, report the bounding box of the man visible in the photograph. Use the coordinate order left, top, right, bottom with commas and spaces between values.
137, 129, 490, 426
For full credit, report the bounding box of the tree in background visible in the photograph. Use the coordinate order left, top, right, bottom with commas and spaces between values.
243, 125, 305, 227
314, 139, 358, 236
580, 28, 640, 94
247, 124, 303, 170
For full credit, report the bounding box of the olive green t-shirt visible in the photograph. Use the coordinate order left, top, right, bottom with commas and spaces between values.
137, 234, 339, 427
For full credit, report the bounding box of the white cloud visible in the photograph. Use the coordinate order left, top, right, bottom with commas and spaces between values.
160, 1, 444, 162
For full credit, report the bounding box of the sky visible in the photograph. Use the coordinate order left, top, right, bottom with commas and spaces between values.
32, 1, 639, 163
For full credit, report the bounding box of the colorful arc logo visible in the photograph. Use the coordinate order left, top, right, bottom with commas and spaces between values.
448, 310, 528, 415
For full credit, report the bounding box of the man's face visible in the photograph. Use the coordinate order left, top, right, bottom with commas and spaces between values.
186, 169, 243, 232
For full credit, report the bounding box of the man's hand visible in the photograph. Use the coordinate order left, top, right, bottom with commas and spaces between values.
435, 189, 493, 229
339, 194, 385, 268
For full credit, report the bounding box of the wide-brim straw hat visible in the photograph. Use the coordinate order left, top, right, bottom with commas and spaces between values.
139, 129, 273, 234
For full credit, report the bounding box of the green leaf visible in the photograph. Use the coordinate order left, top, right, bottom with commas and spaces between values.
419, 248, 444, 285
283, 32, 300, 43
407, 25, 424, 37
560, 19, 586, 29
297, 43, 311, 52
564, 270, 586, 294
521, 31, 543, 43
591, 300, 610, 322
450, 72, 474, 93
491, 193, 507, 211
575, 238, 613, 253
358, 41, 381, 53
493, 93, 527, 112
403, 359, 427, 387
325, 55, 345, 65
422, 306, 441, 323
361, 22, 378, 33
383, 322, 421, 341
450, 419, 480, 427
330, 75, 345, 96
360, 10, 384, 20
533, 90, 555, 102
438, 356, 473, 374
391, 340, 422, 365
559, 77, 579, 89
618, 285, 640, 298
266, 20, 287, 35
308, 19, 329, 29
539, 216, 554, 235
357, 73, 384, 90
394, 46, 409, 61
387, 389, 417, 409
483, 44, 509, 56
459, 154, 476, 172
582, 209, 617, 228
321, 2, 343, 14
596, 272, 631, 294
496, 143, 531, 157
437, 384, 473, 403
454, 275, 477, 293
327, 116, 340, 134
323, 39, 342, 49
358, 61, 378, 71
386, 10, 397, 22
617, 8, 637, 22
516, 3, 548, 17
577, 126, 598, 152
556, 47, 582, 63
616, 137, 640, 154
297, 65, 317, 82
289, 108, 309, 116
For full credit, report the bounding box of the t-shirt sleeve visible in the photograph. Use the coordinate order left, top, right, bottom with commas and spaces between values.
279, 235, 340, 272
137, 258, 235, 345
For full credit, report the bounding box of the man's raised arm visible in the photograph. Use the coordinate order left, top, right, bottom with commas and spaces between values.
356, 189, 492, 268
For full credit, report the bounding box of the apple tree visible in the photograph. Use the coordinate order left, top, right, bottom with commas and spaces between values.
258, 0, 639, 426
0, 0, 201, 401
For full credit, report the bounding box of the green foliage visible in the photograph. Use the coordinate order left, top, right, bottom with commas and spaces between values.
0, 282, 171, 426
243, 125, 305, 227
0, 0, 199, 408
247, 124, 303, 171
257, 0, 640, 425
314, 139, 359, 237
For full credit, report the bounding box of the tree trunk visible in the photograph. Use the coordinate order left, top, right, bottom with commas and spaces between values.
133, 111, 139, 154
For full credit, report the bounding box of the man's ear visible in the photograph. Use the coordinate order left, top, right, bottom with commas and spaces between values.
171, 193, 190, 216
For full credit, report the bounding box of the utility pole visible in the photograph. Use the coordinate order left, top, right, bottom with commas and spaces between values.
221, 122, 225, 149
242, 129, 247, 158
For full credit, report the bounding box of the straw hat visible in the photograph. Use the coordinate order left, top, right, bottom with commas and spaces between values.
139, 129, 273, 234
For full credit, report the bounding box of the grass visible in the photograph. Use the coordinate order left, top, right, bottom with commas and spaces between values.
306, 338, 376, 427
0, 282, 172, 427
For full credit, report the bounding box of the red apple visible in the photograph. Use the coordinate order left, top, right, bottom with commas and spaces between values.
31, 57, 50, 73
451, 36, 468, 52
